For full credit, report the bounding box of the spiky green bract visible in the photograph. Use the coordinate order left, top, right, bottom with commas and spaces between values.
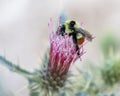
101, 55, 120, 86
0, 56, 34, 79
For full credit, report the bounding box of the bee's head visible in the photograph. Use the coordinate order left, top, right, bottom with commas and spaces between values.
61, 20, 80, 34
69, 20, 76, 28
69, 20, 80, 32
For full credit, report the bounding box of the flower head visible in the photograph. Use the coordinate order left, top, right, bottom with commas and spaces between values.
49, 33, 84, 78
39, 19, 85, 94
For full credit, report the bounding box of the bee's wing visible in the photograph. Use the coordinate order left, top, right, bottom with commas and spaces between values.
75, 28, 93, 41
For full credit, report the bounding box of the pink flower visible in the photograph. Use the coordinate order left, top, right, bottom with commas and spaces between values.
40, 19, 85, 92
47, 18, 85, 78
48, 33, 84, 78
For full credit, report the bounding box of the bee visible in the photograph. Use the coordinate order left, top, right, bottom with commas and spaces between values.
59, 20, 93, 55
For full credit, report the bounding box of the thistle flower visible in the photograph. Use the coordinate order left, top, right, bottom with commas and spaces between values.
38, 18, 85, 95
40, 33, 84, 91
0, 18, 85, 96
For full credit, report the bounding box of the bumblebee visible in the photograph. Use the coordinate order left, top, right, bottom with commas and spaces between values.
59, 20, 93, 55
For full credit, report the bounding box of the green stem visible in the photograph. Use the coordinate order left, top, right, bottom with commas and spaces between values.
0, 56, 34, 79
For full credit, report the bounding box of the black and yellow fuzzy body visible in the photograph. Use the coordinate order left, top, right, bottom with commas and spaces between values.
59, 20, 93, 55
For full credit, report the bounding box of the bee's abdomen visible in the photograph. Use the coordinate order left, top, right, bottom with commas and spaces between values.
77, 37, 85, 45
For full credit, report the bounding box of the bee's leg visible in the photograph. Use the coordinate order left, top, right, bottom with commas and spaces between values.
69, 32, 74, 36
60, 25, 65, 36
72, 34, 80, 55
76, 45, 80, 55
60, 31, 64, 36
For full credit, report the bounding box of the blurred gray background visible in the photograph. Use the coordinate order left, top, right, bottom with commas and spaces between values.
0, 0, 120, 96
